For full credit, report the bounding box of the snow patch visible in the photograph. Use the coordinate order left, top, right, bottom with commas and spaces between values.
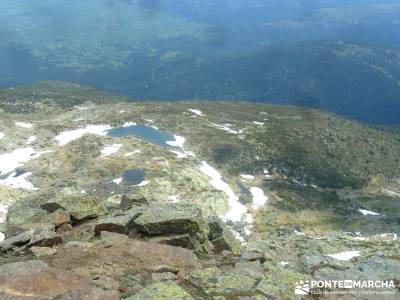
326, 251, 360, 261
26, 136, 37, 145
123, 122, 137, 127
250, 187, 268, 209
101, 144, 122, 157
253, 121, 264, 125
359, 209, 381, 216
15, 122, 33, 129
74, 106, 88, 110
0, 132, 4, 140
187, 109, 205, 117
134, 180, 150, 187
0, 232, 4, 242
199, 161, 252, 224
168, 195, 180, 203
0, 147, 42, 175
240, 174, 255, 180
210, 123, 239, 134
113, 178, 122, 185
166, 135, 185, 149
124, 150, 141, 156
294, 229, 305, 236
0, 172, 38, 190
55, 125, 111, 146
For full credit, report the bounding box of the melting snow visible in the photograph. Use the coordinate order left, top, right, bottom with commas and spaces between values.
124, 150, 141, 156
187, 109, 205, 116
359, 209, 381, 216
0, 147, 42, 175
253, 121, 264, 125
101, 144, 122, 157
210, 123, 239, 134
0, 172, 38, 190
15, 122, 33, 129
55, 125, 111, 146
134, 180, 150, 187
241, 174, 255, 180
26, 136, 37, 145
294, 229, 305, 236
250, 187, 268, 209
0, 232, 4, 242
326, 251, 360, 261
199, 161, 252, 224
123, 122, 137, 127
74, 106, 88, 110
168, 195, 180, 203
113, 178, 122, 185
0, 132, 4, 140
166, 135, 185, 148
280, 261, 290, 266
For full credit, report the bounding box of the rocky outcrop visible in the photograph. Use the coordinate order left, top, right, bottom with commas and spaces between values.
0, 225, 62, 253
126, 282, 193, 300
42, 196, 108, 223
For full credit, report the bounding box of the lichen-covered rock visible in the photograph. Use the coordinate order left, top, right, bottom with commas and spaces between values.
133, 203, 206, 235
206, 215, 224, 241
0, 225, 62, 252
211, 227, 242, 253
100, 231, 129, 245
94, 215, 132, 235
127, 282, 193, 300
187, 267, 258, 297
30, 246, 57, 257
56, 196, 108, 222
133, 203, 212, 252
120, 193, 149, 211
151, 272, 177, 282
0, 229, 35, 252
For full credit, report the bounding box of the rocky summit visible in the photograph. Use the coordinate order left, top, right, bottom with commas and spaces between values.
0, 81, 399, 299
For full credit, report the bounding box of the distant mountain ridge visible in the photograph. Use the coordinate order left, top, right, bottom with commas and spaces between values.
123, 41, 400, 124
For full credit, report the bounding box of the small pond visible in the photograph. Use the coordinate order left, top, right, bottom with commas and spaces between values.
107, 125, 176, 148
123, 168, 146, 185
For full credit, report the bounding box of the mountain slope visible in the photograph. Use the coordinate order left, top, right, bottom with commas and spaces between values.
0, 81, 399, 298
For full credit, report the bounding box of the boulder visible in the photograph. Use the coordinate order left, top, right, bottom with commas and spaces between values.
240, 251, 267, 263
94, 215, 132, 236
49, 209, 71, 227
146, 234, 192, 249
149, 264, 179, 274
187, 266, 259, 297
40, 202, 65, 213
0, 229, 35, 252
51, 196, 108, 223
126, 282, 193, 300
0, 225, 62, 252
31, 246, 57, 257
151, 272, 177, 282
25, 225, 63, 248
211, 227, 242, 253
100, 231, 129, 245
133, 203, 211, 253
207, 216, 224, 241
133, 204, 202, 235
120, 193, 149, 211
